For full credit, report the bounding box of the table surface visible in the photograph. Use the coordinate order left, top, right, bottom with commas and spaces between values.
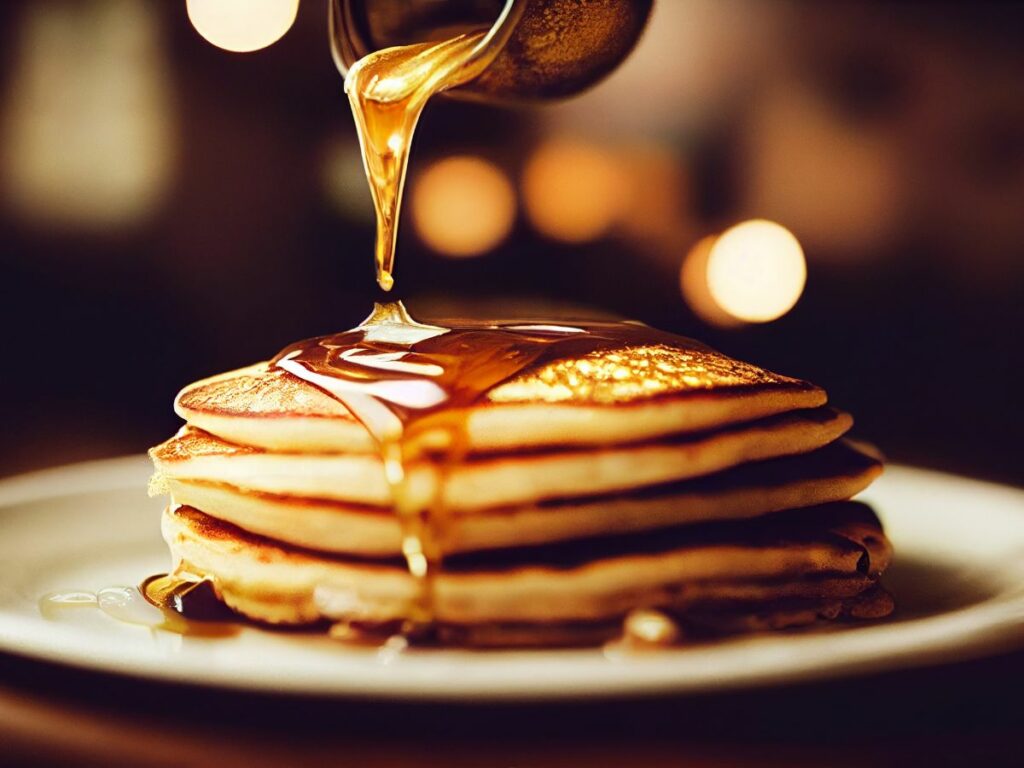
1, 646, 1021, 767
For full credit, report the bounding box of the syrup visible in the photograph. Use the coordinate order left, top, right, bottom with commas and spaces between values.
140, 7, 689, 646
139, 572, 238, 632
40, 578, 237, 637
313, 4, 599, 636
273, 300, 665, 634
345, 30, 500, 291
601, 609, 685, 659
38, 590, 98, 619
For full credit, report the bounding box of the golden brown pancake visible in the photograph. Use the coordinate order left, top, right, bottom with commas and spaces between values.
162, 502, 891, 629
175, 345, 826, 454
161, 439, 881, 556
149, 313, 891, 646
150, 407, 852, 512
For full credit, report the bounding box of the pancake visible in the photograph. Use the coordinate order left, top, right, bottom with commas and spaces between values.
150, 407, 852, 513
175, 342, 826, 454
162, 501, 891, 628
148, 305, 891, 645
161, 439, 881, 556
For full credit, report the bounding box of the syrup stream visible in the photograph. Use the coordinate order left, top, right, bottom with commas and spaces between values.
132, 4, 679, 645
346, 31, 497, 292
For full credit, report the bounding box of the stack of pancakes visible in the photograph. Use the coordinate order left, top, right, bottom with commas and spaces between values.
150, 339, 893, 646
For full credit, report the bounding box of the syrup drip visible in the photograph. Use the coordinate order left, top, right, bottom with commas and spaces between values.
40, 577, 237, 637
273, 301, 668, 635
602, 609, 685, 659
140, 573, 237, 630
345, 30, 502, 291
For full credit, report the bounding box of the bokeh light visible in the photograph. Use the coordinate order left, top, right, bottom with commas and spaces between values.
411, 156, 516, 258
186, 0, 298, 53
704, 220, 806, 323
682, 221, 807, 326
522, 139, 626, 243
679, 236, 744, 328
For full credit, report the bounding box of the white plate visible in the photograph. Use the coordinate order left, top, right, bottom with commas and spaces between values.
0, 457, 1022, 701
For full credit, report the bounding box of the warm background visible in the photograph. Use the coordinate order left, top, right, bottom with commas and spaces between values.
1, 0, 1021, 483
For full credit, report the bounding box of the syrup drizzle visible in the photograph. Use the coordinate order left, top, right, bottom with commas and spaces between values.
345, 30, 499, 292
130, 7, 699, 646
272, 301, 662, 634
41, 578, 237, 637
139, 572, 238, 633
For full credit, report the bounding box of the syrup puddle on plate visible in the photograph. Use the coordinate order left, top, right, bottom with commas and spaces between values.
39, 575, 238, 638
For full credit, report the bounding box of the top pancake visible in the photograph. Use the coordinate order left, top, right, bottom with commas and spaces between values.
175, 342, 825, 454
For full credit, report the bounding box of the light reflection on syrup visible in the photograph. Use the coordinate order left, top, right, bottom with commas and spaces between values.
603, 608, 684, 659
138, 573, 239, 637
38, 590, 98, 618
376, 633, 411, 665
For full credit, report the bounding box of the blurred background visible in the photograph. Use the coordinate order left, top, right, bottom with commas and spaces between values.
0, 0, 1021, 483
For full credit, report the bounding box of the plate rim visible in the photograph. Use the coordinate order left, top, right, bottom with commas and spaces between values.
1, 456, 1023, 701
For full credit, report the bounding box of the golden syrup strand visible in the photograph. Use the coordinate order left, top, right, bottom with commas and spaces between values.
344, 31, 500, 291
